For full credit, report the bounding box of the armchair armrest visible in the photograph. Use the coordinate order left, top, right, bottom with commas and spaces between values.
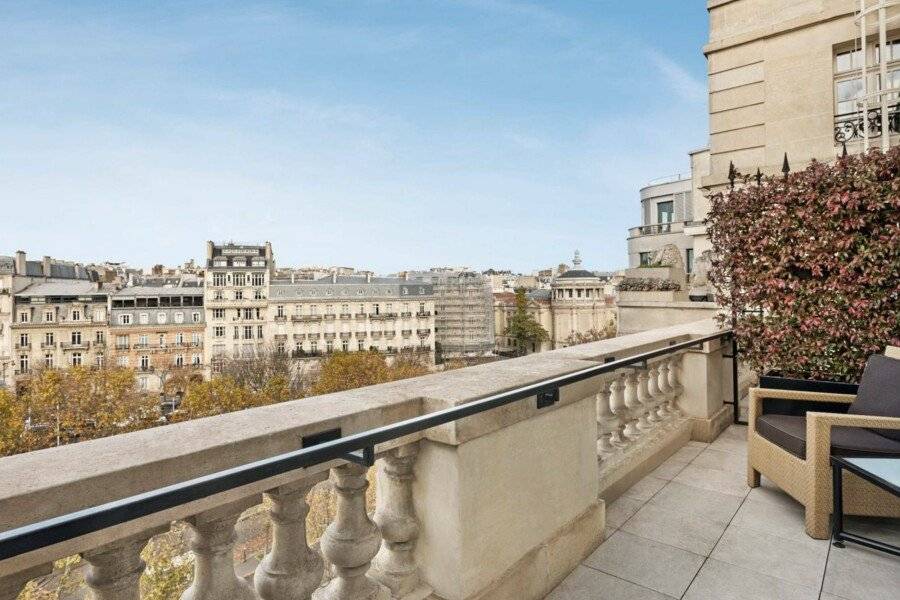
747, 387, 856, 431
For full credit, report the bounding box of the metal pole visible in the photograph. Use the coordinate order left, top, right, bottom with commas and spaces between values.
732, 336, 740, 424
861, 0, 870, 151
879, 2, 890, 151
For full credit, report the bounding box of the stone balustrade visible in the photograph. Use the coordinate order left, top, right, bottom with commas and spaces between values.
0, 319, 737, 600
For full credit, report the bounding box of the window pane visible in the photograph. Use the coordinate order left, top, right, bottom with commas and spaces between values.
836, 78, 863, 113
836, 49, 862, 72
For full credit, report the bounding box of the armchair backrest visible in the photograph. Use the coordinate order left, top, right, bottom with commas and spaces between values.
848, 354, 900, 441
886, 345, 900, 359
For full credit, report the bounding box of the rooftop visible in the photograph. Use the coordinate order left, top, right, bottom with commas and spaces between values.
14, 280, 102, 298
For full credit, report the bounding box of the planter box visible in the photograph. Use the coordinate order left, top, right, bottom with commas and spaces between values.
758, 371, 858, 416
617, 290, 682, 302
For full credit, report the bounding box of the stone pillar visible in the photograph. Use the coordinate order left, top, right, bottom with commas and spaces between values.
609, 377, 629, 447
0, 564, 52, 600
255, 478, 325, 600
82, 529, 163, 600
621, 372, 641, 441
679, 340, 730, 442
636, 370, 656, 429
647, 364, 668, 422
371, 444, 423, 598
182, 499, 258, 600
313, 464, 389, 600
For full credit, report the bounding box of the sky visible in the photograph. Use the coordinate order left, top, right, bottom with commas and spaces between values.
1, 1, 710, 274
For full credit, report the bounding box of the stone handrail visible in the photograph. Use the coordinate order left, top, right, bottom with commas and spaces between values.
0, 319, 735, 600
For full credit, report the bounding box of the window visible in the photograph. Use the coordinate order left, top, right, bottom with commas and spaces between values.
215, 325, 225, 338
326, 340, 334, 353
19, 333, 28, 347
138, 376, 148, 390
214, 290, 224, 300
235, 290, 243, 300
192, 332, 201, 345
175, 354, 184, 367
19, 355, 29, 372
277, 305, 284, 317
45, 354, 54, 368
639, 252, 652, 266
213, 308, 225, 319
213, 273, 226, 286
157, 312, 167, 324
310, 341, 318, 353
71, 352, 82, 366
835, 76, 864, 114
94, 309, 104, 322
140, 355, 150, 370
686, 248, 694, 274
159, 334, 166, 347
244, 325, 253, 340
251, 272, 265, 286
192, 312, 201, 323
44, 310, 54, 322
71, 309, 81, 321
276, 342, 285, 354
374, 303, 380, 315
192, 354, 201, 365
44, 332, 54, 346
117, 356, 129, 367
419, 302, 425, 313
311, 305, 319, 315
836, 48, 863, 73
116, 334, 128, 348
358, 340, 365, 351
175, 332, 184, 345
254, 289, 264, 300
244, 307, 254, 319
234, 272, 246, 286
257, 325, 263, 339
138, 312, 149, 324
95, 331, 104, 344
656, 200, 674, 225
71, 331, 82, 345
834, 39, 900, 115
18, 311, 28, 323
174, 311, 184, 324
139, 334, 149, 347
342, 340, 349, 351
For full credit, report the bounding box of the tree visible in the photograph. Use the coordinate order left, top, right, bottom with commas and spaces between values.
564, 323, 617, 346
503, 288, 549, 355
0, 387, 25, 456
310, 351, 428, 395
217, 346, 309, 397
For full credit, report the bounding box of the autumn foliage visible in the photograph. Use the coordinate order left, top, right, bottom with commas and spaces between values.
707, 148, 900, 382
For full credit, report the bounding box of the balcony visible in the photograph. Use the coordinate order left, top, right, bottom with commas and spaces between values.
400, 311, 413, 318
292, 315, 323, 322
417, 328, 431, 337
3, 320, 893, 600
354, 312, 368, 319
60, 341, 89, 350
417, 310, 432, 317
273, 315, 287, 322
14, 343, 31, 351
323, 314, 337, 321
834, 103, 900, 145
339, 332, 352, 340
627, 221, 687, 238
339, 313, 352, 320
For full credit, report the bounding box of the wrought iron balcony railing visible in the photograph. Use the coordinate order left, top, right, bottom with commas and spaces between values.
834, 103, 900, 144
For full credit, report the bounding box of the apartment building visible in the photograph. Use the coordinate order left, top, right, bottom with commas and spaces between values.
10, 281, 109, 387
405, 270, 495, 359
108, 286, 205, 391
704, 1, 899, 190
268, 275, 435, 357
0, 252, 99, 388
203, 242, 274, 370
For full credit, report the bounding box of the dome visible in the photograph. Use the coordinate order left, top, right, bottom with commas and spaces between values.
557, 269, 596, 279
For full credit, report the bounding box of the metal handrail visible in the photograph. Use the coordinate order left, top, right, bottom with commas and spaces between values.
0, 330, 733, 561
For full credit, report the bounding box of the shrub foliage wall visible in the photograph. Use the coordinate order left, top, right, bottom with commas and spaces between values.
707, 149, 900, 382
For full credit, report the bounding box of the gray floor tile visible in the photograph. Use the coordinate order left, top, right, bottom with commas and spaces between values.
730, 487, 817, 544
546, 565, 675, 600
841, 515, 900, 546
621, 476, 668, 502
621, 502, 728, 556
649, 457, 689, 481
667, 445, 705, 464
648, 481, 744, 525
606, 495, 646, 529
686, 440, 709, 449
822, 541, 900, 600
584, 530, 704, 598
672, 464, 750, 498
682, 558, 818, 600
707, 434, 747, 456
710, 524, 828, 589
691, 448, 747, 474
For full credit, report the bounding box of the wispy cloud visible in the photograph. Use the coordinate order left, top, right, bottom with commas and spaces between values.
449, 0, 578, 36
647, 50, 707, 105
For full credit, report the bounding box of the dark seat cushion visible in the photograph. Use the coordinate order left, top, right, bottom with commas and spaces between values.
756, 414, 900, 460
848, 354, 900, 442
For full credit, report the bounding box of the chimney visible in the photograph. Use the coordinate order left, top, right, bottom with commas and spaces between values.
206, 240, 214, 260
366, 272, 372, 283
291, 273, 295, 283
14, 251, 26, 275
42, 256, 52, 277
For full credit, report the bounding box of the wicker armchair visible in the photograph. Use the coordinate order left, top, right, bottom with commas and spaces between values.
747, 352, 900, 539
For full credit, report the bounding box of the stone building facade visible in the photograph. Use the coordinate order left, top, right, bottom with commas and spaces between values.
203, 242, 274, 371
494, 253, 617, 354
268, 275, 435, 358
108, 286, 206, 391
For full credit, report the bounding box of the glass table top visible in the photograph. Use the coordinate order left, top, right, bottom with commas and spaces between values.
841, 457, 900, 489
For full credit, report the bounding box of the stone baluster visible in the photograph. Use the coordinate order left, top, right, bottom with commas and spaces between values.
255, 478, 325, 600
667, 354, 684, 415
621, 372, 642, 441
182, 499, 258, 600
608, 376, 630, 448
657, 359, 674, 398
647, 363, 670, 422
595, 381, 618, 458
82, 528, 164, 600
0, 564, 52, 600
371, 443, 423, 598
313, 463, 389, 600
635, 369, 656, 430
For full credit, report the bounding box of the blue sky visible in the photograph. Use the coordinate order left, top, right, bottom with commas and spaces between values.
1, 1, 709, 273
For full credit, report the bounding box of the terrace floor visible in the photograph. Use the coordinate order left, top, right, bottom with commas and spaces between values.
547, 425, 900, 600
